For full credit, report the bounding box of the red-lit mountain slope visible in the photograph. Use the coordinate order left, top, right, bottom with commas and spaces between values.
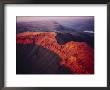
16, 32, 94, 74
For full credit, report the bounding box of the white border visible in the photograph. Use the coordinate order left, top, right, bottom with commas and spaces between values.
5, 4, 107, 87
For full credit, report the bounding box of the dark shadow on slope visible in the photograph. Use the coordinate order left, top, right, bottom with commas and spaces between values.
55, 32, 94, 48
16, 44, 72, 74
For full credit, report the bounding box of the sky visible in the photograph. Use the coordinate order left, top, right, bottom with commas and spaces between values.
16, 16, 94, 22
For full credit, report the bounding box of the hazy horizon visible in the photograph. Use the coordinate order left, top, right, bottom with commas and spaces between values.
16, 16, 94, 22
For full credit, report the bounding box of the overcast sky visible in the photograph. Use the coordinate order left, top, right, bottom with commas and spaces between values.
16, 16, 94, 22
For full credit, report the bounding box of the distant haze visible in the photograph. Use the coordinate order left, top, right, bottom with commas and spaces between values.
16, 16, 94, 22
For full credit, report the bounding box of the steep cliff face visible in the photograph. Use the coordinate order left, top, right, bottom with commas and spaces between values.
16, 32, 94, 74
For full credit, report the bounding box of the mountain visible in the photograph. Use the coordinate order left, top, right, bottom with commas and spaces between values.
16, 21, 94, 47
16, 32, 94, 74
16, 20, 94, 33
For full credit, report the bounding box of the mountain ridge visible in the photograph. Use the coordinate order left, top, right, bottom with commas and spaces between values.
16, 32, 94, 74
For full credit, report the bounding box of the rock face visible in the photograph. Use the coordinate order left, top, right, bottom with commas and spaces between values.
16, 32, 94, 74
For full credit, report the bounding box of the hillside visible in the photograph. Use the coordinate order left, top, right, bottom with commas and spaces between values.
16, 32, 94, 74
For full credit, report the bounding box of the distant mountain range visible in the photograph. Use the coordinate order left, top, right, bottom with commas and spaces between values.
16, 20, 94, 33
